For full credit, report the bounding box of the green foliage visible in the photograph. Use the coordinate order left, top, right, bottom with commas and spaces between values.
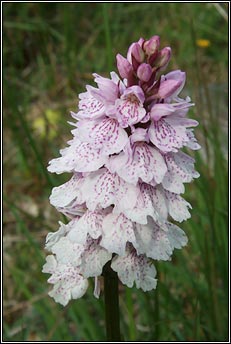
3, 2, 228, 341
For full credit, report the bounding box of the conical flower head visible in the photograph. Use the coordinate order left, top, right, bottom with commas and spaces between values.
43, 36, 200, 306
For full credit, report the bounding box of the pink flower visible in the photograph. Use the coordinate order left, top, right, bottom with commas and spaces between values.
108, 85, 146, 127
43, 36, 200, 306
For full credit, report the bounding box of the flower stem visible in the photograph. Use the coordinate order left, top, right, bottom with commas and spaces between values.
103, 261, 121, 341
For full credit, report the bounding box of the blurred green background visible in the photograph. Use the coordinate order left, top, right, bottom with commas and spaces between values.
3, 2, 228, 341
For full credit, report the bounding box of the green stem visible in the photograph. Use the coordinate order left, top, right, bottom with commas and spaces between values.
103, 261, 121, 341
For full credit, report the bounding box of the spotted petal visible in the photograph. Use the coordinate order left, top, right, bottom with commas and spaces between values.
134, 220, 173, 260
71, 89, 105, 120
51, 237, 84, 267
76, 118, 128, 155
107, 141, 167, 184
45, 221, 70, 251
167, 222, 188, 249
48, 139, 108, 174
81, 239, 112, 278
162, 151, 200, 194
81, 168, 139, 213
109, 86, 146, 128
49, 271, 88, 306
149, 115, 198, 153
111, 248, 157, 291
185, 129, 201, 150
101, 213, 136, 256
49, 174, 84, 208
43, 256, 88, 306
165, 190, 192, 222
67, 210, 108, 244
134, 218, 188, 260
122, 183, 168, 225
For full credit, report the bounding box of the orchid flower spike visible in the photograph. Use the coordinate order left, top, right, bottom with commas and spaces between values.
43, 36, 200, 306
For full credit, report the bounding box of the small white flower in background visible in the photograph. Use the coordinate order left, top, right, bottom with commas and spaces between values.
43, 35, 200, 306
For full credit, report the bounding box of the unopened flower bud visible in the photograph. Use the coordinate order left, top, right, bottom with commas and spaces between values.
138, 37, 145, 46
137, 63, 152, 82
155, 47, 171, 70
127, 42, 145, 65
116, 54, 134, 79
143, 35, 160, 56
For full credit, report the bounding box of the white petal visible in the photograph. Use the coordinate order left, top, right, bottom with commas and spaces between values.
167, 222, 188, 249
134, 218, 188, 260
81, 168, 139, 213
51, 237, 84, 266
113, 177, 139, 214
49, 174, 84, 208
67, 210, 106, 244
46, 260, 88, 306
81, 169, 116, 210
185, 129, 201, 150
149, 116, 189, 153
130, 128, 148, 143
112, 97, 146, 128
162, 151, 200, 194
101, 213, 136, 256
76, 118, 128, 155
106, 150, 127, 175
42, 255, 57, 274
122, 183, 167, 225
134, 220, 172, 260
66, 217, 88, 244
81, 240, 112, 278
165, 191, 192, 222
72, 90, 105, 120
107, 142, 167, 185
45, 221, 69, 251
71, 279, 89, 300
151, 186, 169, 221
148, 112, 198, 154
48, 139, 108, 174
111, 249, 157, 291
